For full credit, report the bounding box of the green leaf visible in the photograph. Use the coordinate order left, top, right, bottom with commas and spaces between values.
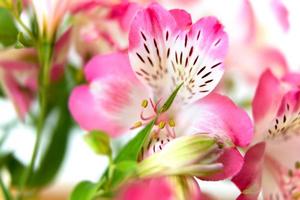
0, 8, 18, 47
115, 161, 137, 173
28, 77, 73, 187
84, 131, 111, 156
109, 161, 137, 188
115, 120, 155, 163
159, 83, 183, 113
69, 181, 98, 200
106, 120, 155, 188
6, 155, 26, 187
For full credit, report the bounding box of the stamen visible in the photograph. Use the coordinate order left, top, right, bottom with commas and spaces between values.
130, 121, 143, 129
295, 161, 300, 169
158, 121, 166, 129
169, 119, 176, 127
141, 99, 148, 108
140, 111, 155, 121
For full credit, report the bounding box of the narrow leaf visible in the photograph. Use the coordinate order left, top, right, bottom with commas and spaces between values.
160, 83, 183, 113
69, 181, 97, 200
115, 120, 155, 163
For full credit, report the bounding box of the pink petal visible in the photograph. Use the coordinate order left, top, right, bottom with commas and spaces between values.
265, 90, 300, 168
225, 46, 288, 85
200, 148, 244, 181
129, 3, 228, 103
117, 176, 202, 200
0, 73, 33, 119
108, 2, 142, 32
117, 177, 174, 200
282, 72, 300, 87
252, 69, 285, 137
232, 142, 266, 200
271, 0, 289, 31
184, 93, 253, 147
51, 28, 72, 81
69, 53, 149, 137
239, 0, 256, 42
128, 3, 178, 97
169, 16, 228, 103
84, 52, 139, 83
0, 49, 38, 119
169, 9, 192, 30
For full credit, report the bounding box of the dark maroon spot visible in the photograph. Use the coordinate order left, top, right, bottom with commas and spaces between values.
211, 62, 222, 69
197, 66, 206, 75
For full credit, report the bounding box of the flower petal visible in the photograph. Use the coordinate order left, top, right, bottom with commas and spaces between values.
265, 90, 300, 168
252, 69, 285, 139
169, 17, 228, 104
271, 0, 289, 31
117, 177, 174, 200
128, 3, 178, 97
200, 147, 244, 181
169, 9, 192, 30
69, 53, 149, 137
232, 142, 266, 200
181, 93, 253, 147
129, 4, 228, 104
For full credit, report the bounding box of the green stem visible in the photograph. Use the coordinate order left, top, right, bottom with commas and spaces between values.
18, 41, 53, 199
0, 175, 12, 200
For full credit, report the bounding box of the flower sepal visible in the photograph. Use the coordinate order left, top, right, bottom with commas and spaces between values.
137, 134, 224, 178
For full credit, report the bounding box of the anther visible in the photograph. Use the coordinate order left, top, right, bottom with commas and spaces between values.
158, 121, 166, 129
295, 161, 300, 169
141, 99, 148, 108
288, 169, 293, 177
169, 119, 176, 127
131, 121, 143, 129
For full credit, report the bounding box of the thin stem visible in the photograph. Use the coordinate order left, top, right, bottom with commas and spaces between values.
17, 41, 53, 199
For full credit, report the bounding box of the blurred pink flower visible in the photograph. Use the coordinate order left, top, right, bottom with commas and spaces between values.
71, 1, 141, 60
223, 0, 288, 85
69, 3, 253, 184
30, 0, 73, 39
0, 31, 71, 119
233, 69, 300, 199
0, 48, 37, 119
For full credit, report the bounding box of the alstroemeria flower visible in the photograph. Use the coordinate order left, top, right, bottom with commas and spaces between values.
233, 69, 300, 199
30, 0, 75, 40
69, 3, 253, 181
0, 31, 71, 119
182, 0, 289, 86
71, 1, 141, 60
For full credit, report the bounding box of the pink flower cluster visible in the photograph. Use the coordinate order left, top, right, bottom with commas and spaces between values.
0, 0, 299, 199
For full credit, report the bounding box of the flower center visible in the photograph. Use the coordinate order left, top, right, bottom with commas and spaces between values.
131, 98, 178, 161
131, 98, 177, 138
280, 162, 300, 199
267, 104, 300, 141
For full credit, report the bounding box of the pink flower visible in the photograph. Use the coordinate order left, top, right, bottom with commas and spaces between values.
0, 48, 38, 119
69, 3, 253, 182
0, 31, 71, 119
71, 1, 141, 60
30, 0, 73, 40
233, 69, 300, 199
